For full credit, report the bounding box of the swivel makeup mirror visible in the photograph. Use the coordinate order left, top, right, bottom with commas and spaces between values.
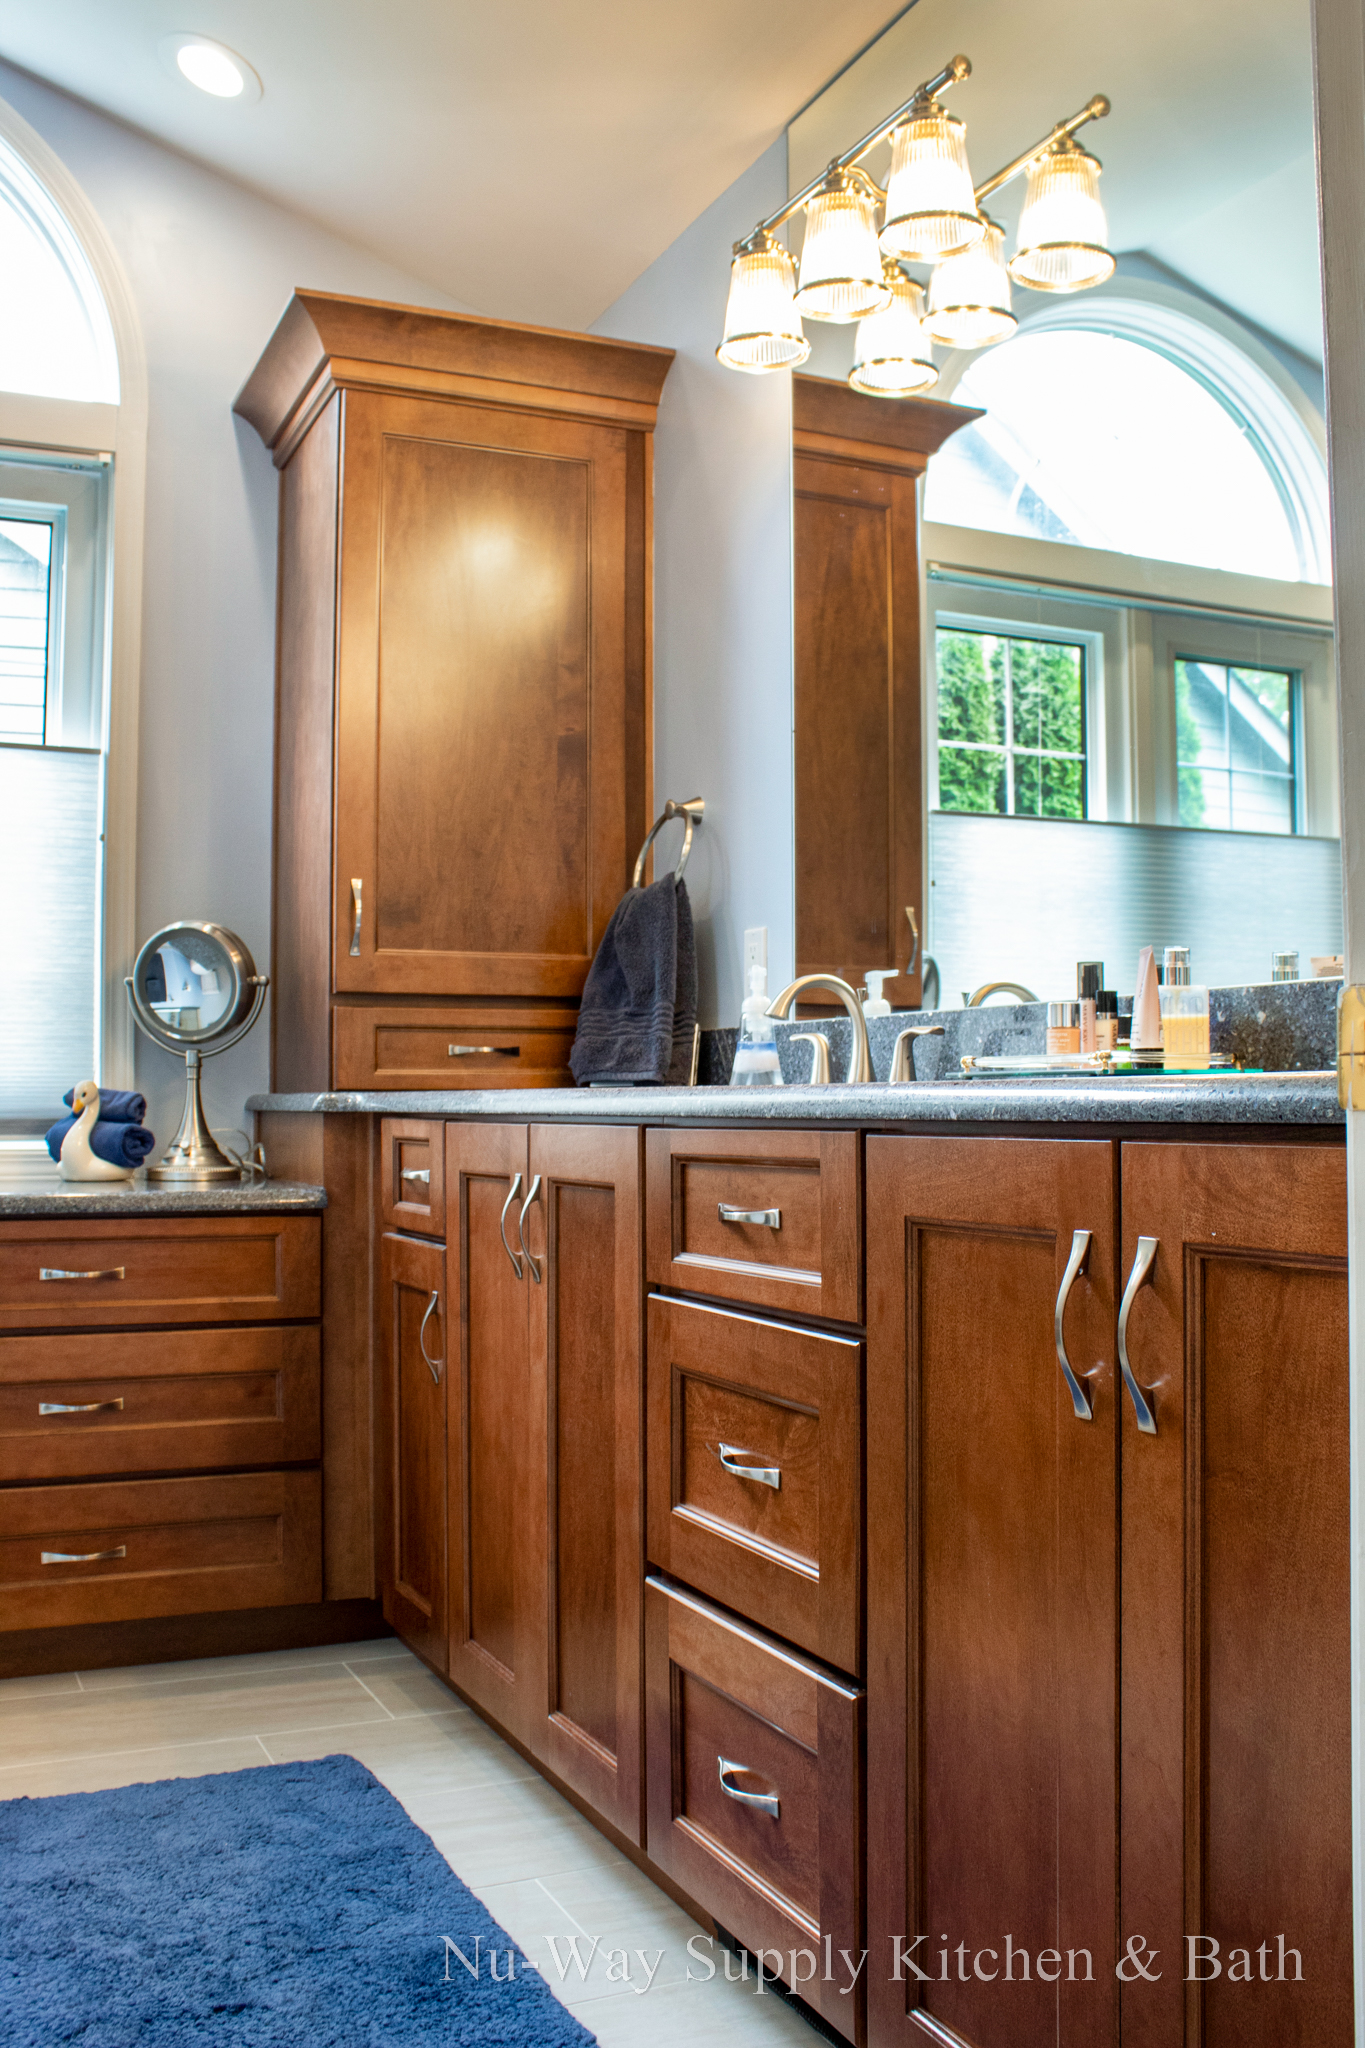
125, 922, 268, 1182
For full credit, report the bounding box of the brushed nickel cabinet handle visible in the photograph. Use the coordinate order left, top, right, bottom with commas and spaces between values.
39, 1267, 125, 1282
711, 1441, 781, 1490
1054, 1228, 1094, 1423
39, 1399, 125, 1416
418, 1288, 443, 1383
349, 878, 363, 956
400, 1168, 430, 1186
499, 1173, 524, 1280
41, 1547, 127, 1565
717, 1204, 781, 1229
448, 1044, 520, 1057
1118, 1235, 1159, 1436
518, 1175, 542, 1284
718, 1755, 780, 1819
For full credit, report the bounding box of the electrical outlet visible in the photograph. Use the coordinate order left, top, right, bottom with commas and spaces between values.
743, 926, 768, 978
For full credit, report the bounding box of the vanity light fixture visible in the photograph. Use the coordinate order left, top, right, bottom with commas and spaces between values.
158, 33, 263, 103
716, 56, 1113, 396
850, 265, 938, 395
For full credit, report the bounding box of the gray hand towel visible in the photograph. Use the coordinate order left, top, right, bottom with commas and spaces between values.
570, 875, 681, 1086
665, 879, 697, 1085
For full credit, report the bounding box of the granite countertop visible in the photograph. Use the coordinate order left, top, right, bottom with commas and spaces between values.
248, 1072, 1343, 1128
0, 1174, 327, 1218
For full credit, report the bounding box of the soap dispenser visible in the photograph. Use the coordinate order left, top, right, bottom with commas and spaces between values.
730, 963, 784, 1087
862, 972, 894, 1020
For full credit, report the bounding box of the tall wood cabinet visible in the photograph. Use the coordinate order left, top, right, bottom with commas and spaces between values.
235, 292, 673, 1091
792, 376, 977, 1001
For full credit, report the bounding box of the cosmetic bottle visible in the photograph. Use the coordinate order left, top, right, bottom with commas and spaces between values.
730, 964, 783, 1086
1131, 946, 1163, 1051
1158, 946, 1210, 1068
1077, 961, 1104, 1055
1047, 1001, 1081, 1055
1095, 989, 1120, 1052
1271, 951, 1300, 983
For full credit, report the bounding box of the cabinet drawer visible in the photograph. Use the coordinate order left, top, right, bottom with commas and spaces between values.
647, 1296, 861, 1673
0, 1470, 321, 1629
646, 1129, 861, 1322
0, 1326, 320, 1482
645, 1577, 863, 2043
0, 1216, 321, 1331
335, 1004, 577, 1090
380, 1119, 446, 1239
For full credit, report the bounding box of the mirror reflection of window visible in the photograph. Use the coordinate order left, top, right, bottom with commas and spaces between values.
937, 627, 1087, 820
1176, 659, 1297, 834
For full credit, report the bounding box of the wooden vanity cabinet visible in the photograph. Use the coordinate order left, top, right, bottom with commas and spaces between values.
235, 292, 673, 1093
377, 1230, 448, 1673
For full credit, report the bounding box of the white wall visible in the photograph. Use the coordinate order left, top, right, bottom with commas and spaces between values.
0, 60, 473, 1146
592, 138, 796, 1028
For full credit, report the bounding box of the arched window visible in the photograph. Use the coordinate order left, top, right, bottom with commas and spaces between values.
0, 134, 119, 403
925, 295, 1329, 584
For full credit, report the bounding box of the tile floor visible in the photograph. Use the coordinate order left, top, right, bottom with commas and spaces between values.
0, 1636, 822, 2046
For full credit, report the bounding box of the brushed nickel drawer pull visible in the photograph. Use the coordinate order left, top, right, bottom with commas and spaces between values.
39, 1267, 126, 1282
39, 1399, 125, 1415
711, 1441, 781, 1490
349, 877, 363, 956
400, 1168, 431, 1186
499, 1173, 525, 1280
448, 1044, 520, 1057
419, 1288, 444, 1383
41, 1546, 127, 1565
1054, 1228, 1094, 1423
1118, 1235, 1159, 1436
518, 1175, 543, 1285
718, 1755, 780, 1819
717, 1204, 781, 1229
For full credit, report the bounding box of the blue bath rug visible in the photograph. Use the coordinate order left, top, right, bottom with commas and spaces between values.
0, 1753, 597, 2046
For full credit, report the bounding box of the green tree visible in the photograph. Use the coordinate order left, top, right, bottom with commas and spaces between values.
937, 629, 1005, 813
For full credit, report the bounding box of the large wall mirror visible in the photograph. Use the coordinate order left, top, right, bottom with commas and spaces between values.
785, 0, 1337, 1008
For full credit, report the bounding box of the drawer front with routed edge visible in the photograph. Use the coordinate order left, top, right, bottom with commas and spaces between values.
645, 1577, 863, 2044
335, 1004, 578, 1091
380, 1118, 446, 1239
646, 1295, 862, 1674
645, 1129, 861, 1323
0, 1470, 322, 1629
0, 1216, 321, 1331
0, 1326, 321, 1482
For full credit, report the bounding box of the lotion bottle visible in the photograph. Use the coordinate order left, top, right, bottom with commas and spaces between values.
730, 963, 783, 1086
1159, 946, 1210, 1068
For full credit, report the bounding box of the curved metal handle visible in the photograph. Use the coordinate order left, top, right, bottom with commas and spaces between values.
39, 1267, 125, 1282
790, 1031, 831, 1085
711, 1441, 781, 1490
1054, 1228, 1094, 1422
349, 878, 363, 956
39, 1399, 125, 1415
518, 1175, 543, 1284
718, 1756, 780, 1819
42, 1547, 126, 1565
889, 1025, 946, 1084
1117, 1235, 1159, 1435
400, 1168, 430, 1186
418, 1289, 443, 1382
499, 1173, 524, 1279
718, 1203, 781, 1229
448, 1044, 520, 1057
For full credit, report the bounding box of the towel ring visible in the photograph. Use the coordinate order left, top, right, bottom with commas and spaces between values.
632, 798, 704, 889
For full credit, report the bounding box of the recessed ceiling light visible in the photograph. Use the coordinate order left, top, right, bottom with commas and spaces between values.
157, 33, 263, 104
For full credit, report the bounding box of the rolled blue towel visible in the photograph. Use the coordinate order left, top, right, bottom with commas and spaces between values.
63, 1086, 146, 1125
45, 1117, 156, 1169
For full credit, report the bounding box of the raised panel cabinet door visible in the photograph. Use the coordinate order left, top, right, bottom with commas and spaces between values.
378, 1232, 449, 1672
866, 1134, 1119, 2048
445, 1122, 542, 1746
794, 453, 922, 993
1118, 1142, 1351, 2048
523, 1124, 644, 1842
334, 390, 633, 1000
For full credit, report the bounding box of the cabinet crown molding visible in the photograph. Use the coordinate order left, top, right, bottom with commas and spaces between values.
792, 371, 980, 473
235, 289, 675, 462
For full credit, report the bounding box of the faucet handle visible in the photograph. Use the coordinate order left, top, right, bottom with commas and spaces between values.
790, 1032, 832, 1085
889, 1024, 946, 1084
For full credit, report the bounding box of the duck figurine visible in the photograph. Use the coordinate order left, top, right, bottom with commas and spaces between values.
59, 1081, 135, 1182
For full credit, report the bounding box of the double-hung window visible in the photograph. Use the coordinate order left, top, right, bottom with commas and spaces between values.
936, 627, 1087, 820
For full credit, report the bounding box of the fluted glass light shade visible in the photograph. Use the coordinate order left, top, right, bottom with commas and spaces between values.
880, 104, 984, 263
850, 266, 938, 396
926, 215, 1017, 348
794, 173, 891, 323
716, 233, 810, 372
1009, 136, 1115, 293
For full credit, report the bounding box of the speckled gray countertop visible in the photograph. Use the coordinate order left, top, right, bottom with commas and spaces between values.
0, 1174, 327, 1218
248, 1073, 1342, 1127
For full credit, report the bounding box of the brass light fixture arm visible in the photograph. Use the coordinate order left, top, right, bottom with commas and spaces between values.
973, 94, 1110, 205
737, 53, 972, 252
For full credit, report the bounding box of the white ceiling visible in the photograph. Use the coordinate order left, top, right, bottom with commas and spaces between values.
790, 0, 1323, 365
0, 0, 918, 329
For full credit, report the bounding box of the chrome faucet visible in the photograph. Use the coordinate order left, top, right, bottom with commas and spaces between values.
766, 974, 872, 1084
